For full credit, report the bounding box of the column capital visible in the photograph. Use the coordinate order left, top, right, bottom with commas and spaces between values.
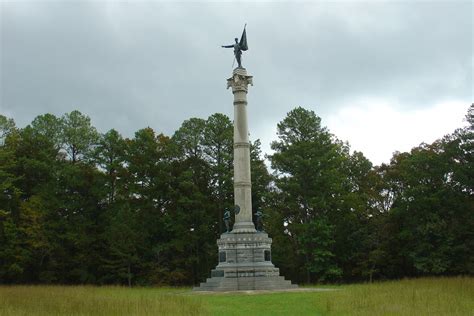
227, 67, 253, 93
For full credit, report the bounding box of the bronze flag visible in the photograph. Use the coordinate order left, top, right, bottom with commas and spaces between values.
239, 26, 248, 51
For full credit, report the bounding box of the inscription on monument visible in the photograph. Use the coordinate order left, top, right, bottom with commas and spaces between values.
219, 251, 227, 262
211, 270, 225, 277
264, 250, 271, 261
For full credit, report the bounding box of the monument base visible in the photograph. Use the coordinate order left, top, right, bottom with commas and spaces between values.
193, 231, 296, 291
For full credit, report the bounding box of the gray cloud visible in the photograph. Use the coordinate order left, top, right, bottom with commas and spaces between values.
1, 1, 472, 161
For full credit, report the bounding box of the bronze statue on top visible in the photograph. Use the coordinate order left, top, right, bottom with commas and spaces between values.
222, 25, 248, 68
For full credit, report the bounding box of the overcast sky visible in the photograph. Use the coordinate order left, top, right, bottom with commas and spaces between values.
1, 0, 472, 165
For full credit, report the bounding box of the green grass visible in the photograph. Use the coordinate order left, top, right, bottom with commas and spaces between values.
0, 277, 472, 315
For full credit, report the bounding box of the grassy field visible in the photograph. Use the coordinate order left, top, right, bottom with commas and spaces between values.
0, 277, 472, 315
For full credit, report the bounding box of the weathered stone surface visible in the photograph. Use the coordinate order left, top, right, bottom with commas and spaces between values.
194, 231, 297, 291
228, 67, 255, 233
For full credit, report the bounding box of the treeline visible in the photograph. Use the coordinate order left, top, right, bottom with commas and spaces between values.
0, 105, 472, 285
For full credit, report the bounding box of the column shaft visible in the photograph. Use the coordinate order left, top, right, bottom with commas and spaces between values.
227, 68, 255, 233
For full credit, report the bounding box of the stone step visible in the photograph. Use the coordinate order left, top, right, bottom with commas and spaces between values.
195, 284, 297, 291
195, 275, 298, 291
198, 281, 296, 287
202, 277, 292, 285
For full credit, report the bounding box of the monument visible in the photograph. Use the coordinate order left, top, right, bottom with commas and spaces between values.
194, 27, 296, 291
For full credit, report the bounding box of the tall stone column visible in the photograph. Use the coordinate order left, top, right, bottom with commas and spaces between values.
193, 66, 297, 291
227, 67, 255, 233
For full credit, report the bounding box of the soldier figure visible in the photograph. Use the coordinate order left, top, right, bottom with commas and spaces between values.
223, 208, 232, 233
222, 25, 248, 68
254, 209, 264, 232
222, 38, 243, 68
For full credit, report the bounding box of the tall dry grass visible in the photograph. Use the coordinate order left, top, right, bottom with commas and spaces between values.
318, 276, 473, 315
1, 277, 472, 315
0, 285, 205, 316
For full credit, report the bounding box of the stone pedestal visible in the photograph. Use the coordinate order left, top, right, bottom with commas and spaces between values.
194, 232, 296, 291
194, 67, 297, 291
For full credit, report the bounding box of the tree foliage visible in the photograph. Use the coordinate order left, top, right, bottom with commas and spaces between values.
0, 105, 472, 285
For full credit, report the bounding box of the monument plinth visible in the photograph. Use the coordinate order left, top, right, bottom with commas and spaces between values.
194, 68, 297, 291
